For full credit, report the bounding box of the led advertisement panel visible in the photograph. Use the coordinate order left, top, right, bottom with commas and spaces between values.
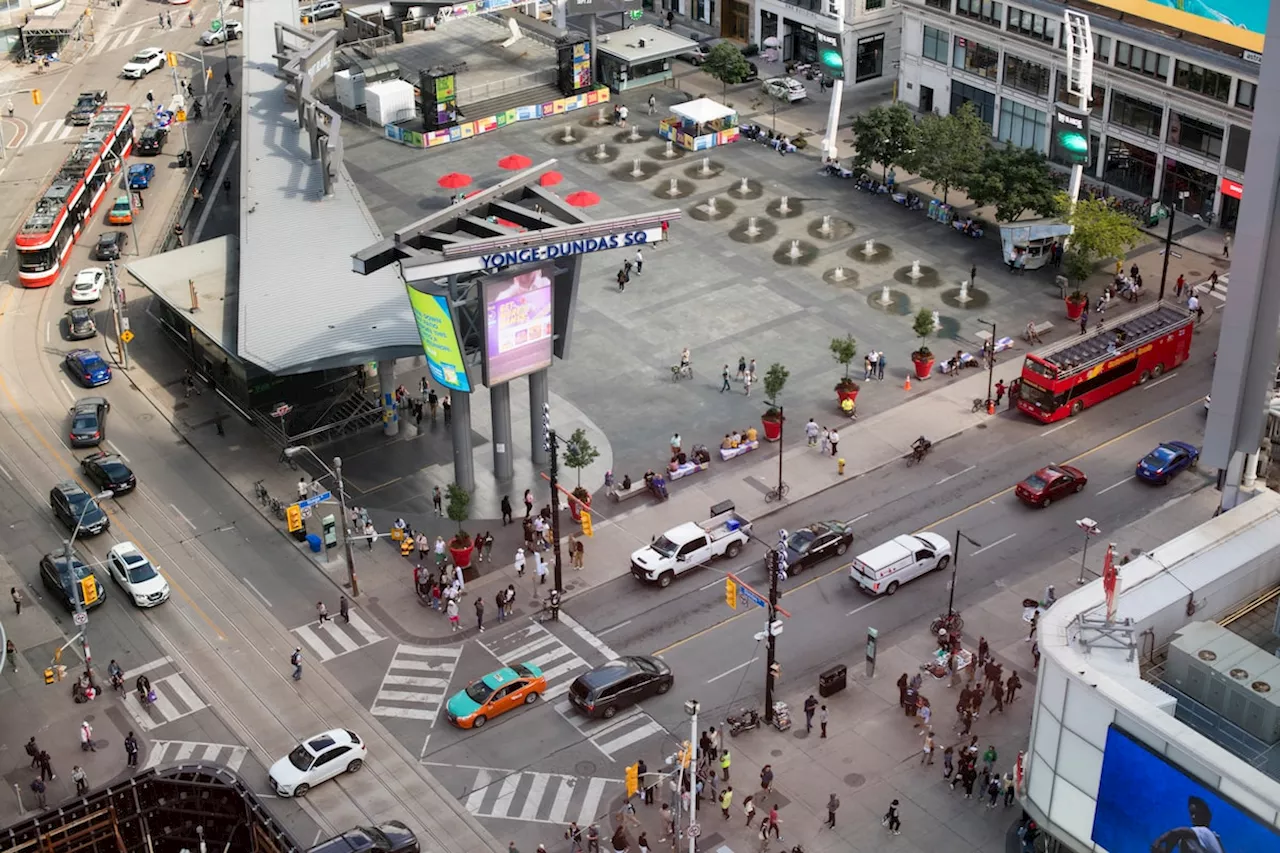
406, 286, 471, 393
1092, 725, 1280, 852
1087, 1, 1266, 52
483, 265, 553, 386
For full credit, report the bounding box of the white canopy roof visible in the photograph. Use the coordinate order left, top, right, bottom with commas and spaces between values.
671, 97, 735, 124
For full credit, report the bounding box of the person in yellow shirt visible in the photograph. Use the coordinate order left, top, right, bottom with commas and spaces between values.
745, 426, 758, 443
400, 532, 415, 558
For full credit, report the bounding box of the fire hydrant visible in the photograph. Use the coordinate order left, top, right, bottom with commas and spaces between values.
838, 457, 846, 475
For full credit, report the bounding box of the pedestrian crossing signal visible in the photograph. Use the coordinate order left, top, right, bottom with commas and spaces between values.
286, 503, 304, 532
725, 578, 737, 609
677, 741, 692, 768
31, 89, 42, 105
167, 52, 178, 68
581, 509, 594, 537
625, 762, 639, 797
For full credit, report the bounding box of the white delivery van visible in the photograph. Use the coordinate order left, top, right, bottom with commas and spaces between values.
848, 532, 951, 596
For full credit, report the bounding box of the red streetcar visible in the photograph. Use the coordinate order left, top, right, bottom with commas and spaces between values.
15, 104, 135, 288
1016, 302, 1193, 423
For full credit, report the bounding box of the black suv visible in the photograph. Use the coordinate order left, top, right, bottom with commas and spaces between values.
95, 231, 127, 261
50, 481, 110, 536
568, 655, 673, 719
65, 307, 98, 340
137, 124, 168, 155
308, 822, 419, 853
69, 397, 109, 448
39, 551, 105, 611
67, 90, 107, 126
81, 451, 136, 495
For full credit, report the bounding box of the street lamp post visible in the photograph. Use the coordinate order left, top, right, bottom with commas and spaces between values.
977, 317, 997, 409
948, 530, 982, 619
763, 538, 785, 724
684, 699, 699, 853
1157, 191, 1189, 300
541, 404, 565, 596
1075, 517, 1100, 584
64, 491, 113, 683
284, 446, 359, 595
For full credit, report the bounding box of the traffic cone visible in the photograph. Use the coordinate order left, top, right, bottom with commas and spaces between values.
904, 375, 911, 392
987, 399, 996, 415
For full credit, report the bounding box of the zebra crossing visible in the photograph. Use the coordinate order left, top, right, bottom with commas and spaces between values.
371, 644, 463, 721
290, 610, 386, 662
1194, 272, 1229, 303
86, 22, 157, 58
454, 766, 617, 825
122, 657, 208, 732
552, 699, 669, 761
23, 120, 83, 148
145, 740, 249, 773
477, 622, 588, 702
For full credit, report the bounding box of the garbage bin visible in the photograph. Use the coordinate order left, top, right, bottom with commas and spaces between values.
306, 533, 322, 553
818, 663, 847, 697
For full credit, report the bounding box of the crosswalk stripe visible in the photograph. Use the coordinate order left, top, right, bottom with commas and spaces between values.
291, 611, 386, 661
466, 769, 492, 812
552, 699, 643, 735
371, 644, 462, 721
594, 719, 665, 760
122, 671, 208, 731
577, 777, 608, 825
549, 777, 575, 823
520, 773, 550, 820
145, 740, 248, 773
456, 768, 616, 824
493, 774, 521, 816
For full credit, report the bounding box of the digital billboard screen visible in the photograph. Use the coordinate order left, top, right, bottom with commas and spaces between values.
1087, 1, 1266, 52
434, 73, 457, 129
483, 265, 554, 386
1092, 725, 1280, 852
406, 286, 471, 393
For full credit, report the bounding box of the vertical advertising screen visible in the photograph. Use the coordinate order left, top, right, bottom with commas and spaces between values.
572, 41, 592, 92
1092, 726, 1280, 852
406, 286, 471, 393
434, 74, 457, 128
483, 266, 554, 386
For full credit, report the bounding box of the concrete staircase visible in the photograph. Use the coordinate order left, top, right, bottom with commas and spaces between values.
460, 83, 565, 121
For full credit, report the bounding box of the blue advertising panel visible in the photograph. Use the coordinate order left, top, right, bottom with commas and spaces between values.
1092, 725, 1280, 852
1089, 1, 1267, 51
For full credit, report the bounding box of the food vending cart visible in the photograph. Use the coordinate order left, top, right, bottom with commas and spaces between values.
659, 97, 740, 151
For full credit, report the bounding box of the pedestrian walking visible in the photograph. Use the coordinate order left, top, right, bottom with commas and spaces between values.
767, 804, 782, 840
748, 358, 757, 382
647, 93, 656, 115
863, 353, 873, 381
443, 395, 452, 425
1006, 671, 1022, 703
535, 552, 548, 585
884, 799, 901, 834
942, 744, 954, 777
225, 70, 234, 88
524, 489, 534, 518
31, 777, 46, 809
1032, 640, 1040, 669
429, 389, 439, 419
742, 371, 752, 396
11, 585, 22, 614
38, 750, 54, 781
482, 531, 495, 563
364, 521, 376, 549
805, 418, 818, 447
291, 647, 303, 680
760, 764, 773, 792
617, 266, 628, 291
719, 786, 733, 818
1209, 269, 1220, 291
824, 793, 839, 828
515, 547, 526, 577
501, 495, 513, 525
982, 744, 998, 774
756, 823, 770, 853
435, 536, 447, 566
1003, 772, 1016, 807
637, 832, 649, 853
819, 704, 828, 737
803, 694, 817, 731
1224, 232, 1232, 258
25, 737, 40, 768
316, 601, 329, 625
921, 731, 935, 765
659, 804, 674, 841
447, 597, 460, 631
587, 824, 600, 853
474, 597, 485, 632
986, 775, 1001, 808
158, 11, 165, 27
635, 248, 643, 274
721, 365, 731, 392
1080, 312, 1088, 335
719, 747, 730, 781
736, 356, 746, 380
1176, 274, 1186, 299
125, 731, 139, 767
877, 352, 886, 380
994, 379, 1006, 405
432, 486, 443, 516
1027, 612, 1038, 642
7, 638, 17, 671
73, 765, 89, 795
574, 538, 585, 570
80, 720, 96, 752
820, 427, 831, 455
829, 427, 839, 457
566, 822, 584, 853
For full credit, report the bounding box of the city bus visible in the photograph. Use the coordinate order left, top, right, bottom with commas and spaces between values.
15, 104, 135, 288
1016, 302, 1194, 423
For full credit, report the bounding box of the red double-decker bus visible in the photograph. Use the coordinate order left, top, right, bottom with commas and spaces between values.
1017, 302, 1194, 423
15, 104, 135, 288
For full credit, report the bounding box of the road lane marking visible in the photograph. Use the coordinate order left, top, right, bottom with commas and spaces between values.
1098, 476, 1136, 495
60, 380, 77, 403
849, 512, 870, 524
242, 577, 272, 607
699, 577, 725, 591
595, 619, 632, 637
706, 656, 757, 684
1142, 373, 1177, 390
1040, 422, 1074, 436
847, 599, 882, 616
936, 465, 975, 485
171, 502, 197, 530
0, 462, 11, 481
971, 533, 1017, 556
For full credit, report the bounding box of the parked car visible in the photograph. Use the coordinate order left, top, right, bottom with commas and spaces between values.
1015, 464, 1088, 508
1135, 441, 1200, 484
128, 163, 156, 189
39, 551, 105, 611
308, 822, 419, 853
107, 196, 133, 225
67, 90, 107, 125
81, 450, 136, 495
137, 124, 168, 156
70, 267, 106, 303
121, 47, 166, 79
568, 656, 673, 719
300, 0, 342, 20
268, 729, 367, 797
762, 77, 807, 102
64, 349, 112, 387
200, 19, 243, 44
107, 541, 170, 607
95, 231, 128, 261
68, 397, 109, 448
50, 480, 110, 536
65, 307, 98, 340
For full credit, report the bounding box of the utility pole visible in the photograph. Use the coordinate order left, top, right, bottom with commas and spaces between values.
685, 699, 699, 853
1157, 191, 1188, 300
948, 530, 981, 618
335, 456, 358, 596
763, 541, 785, 723
542, 403, 564, 595
978, 317, 996, 408
63, 492, 111, 683
108, 262, 130, 368
819, 0, 846, 162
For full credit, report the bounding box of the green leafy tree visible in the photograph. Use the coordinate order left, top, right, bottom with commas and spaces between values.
763, 363, 790, 419
849, 102, 918, 181
908, 102, 989, 204
702, 42, 753, 99
446, 483, 472, 546
965, 145, 1064, 223
912, 308, 935, 359
1060, 194, 1143, 298
562, 427, 600, 489
829, 335, 858, 390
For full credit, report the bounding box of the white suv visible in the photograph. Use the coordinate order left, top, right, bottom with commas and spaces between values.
121, 47, 166, 79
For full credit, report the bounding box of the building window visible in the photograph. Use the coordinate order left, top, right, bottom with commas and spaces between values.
1006, 8, 1055, 44
955, 0, 1002, 28
1054, 74, 1104, 118
1003, 54, 1050, 97
1109, 91, 1163, 138
865, 0, 886, 9
1092, 32, 1111, 62
952, 36, 998, 81
922, 25, 949, 64
1103, 137, 1157, 196
1167, 112, 1224, 159
1114, 42, 1169, 81
951, 80, 996, 127
998, 98, 1046, 150
856, 34, 885, 82
925, 0, 950, 9
1172, 60, 1231, 103
1236, 80, 1255, 111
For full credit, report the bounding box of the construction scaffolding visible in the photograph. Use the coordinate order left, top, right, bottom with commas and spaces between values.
19, 4, 96, 62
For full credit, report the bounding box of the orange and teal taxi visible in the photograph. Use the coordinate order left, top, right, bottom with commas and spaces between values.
445, 663, 546, 729
107, 196, 133, 225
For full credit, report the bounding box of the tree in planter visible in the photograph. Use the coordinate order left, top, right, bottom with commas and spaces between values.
849, 102, 918, 182
702, 42, 753, 100
911, 308, 936, 365
908, 103, 988, 204
1060, 194, 1143, 300
762, 363, 790, 421
445, 483, 472, 550
830, 334, 859, 395
966, 145, 1063, 223
562, 427, 600, 506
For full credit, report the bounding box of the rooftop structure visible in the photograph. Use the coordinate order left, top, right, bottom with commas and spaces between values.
594, 23, 697, 63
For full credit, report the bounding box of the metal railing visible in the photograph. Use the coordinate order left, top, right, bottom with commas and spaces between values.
456, 68, 558, 105
152, 97, 238, 256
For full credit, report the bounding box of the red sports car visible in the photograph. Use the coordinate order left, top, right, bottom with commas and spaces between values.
1015, 465, 1088, 508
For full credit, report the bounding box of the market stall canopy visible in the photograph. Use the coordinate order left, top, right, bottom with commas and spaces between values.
1000, 221, 1072, 258
671, 98, 736, 125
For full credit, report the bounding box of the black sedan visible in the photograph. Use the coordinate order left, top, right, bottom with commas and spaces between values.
783, 520, 854, 575
69, 397, 109, 447
65, 307, 97, 340
39, 551, 105, 611
95, 231, 128, 261
81, 451, 136, 495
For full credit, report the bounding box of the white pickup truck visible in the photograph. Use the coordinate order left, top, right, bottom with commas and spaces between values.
630, 502, 751, 588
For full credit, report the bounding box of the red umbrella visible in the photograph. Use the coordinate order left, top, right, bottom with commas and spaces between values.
538, 171, 563, 187
499, 154, 533, 170
438, 172, 472, 190
565, 190, 600, 208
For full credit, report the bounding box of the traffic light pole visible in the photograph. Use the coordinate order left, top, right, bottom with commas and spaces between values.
63, 495, 110, 684
542, 404, 564, 596
819, 0, 846, 162
764, 547, 782, 723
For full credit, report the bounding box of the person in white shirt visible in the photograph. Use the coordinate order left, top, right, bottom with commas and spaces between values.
1150, 796, 1225, 853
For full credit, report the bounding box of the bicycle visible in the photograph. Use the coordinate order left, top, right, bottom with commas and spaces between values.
278, 449, 298, 470
670, 363, 693, 382
253, 479, 269, 504
972, 397, 993, 413
930, 610, 964, 636
764, 482, 790, 503
268, 497, 286, 520
906, 442, 931, 467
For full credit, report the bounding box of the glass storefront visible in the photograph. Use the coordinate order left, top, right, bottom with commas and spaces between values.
951, 81, 996, 127
998, 98, 1047, 150
856, 34, 885, 83
1103, 137, 1157, 197
1162, 157, 1216, 219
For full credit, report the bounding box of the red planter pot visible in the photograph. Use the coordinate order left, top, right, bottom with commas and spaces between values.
761, 416, 783, 442
912, 356, 935, 379
570, 496, 590, 523
449, 542, 474, 569
835, 385, 859, 405
1064, 297, 1086, 320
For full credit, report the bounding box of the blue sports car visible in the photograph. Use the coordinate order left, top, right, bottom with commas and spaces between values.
65, 349, 112, 387
128, 163, 155, 189
1136, 441, 1200, 484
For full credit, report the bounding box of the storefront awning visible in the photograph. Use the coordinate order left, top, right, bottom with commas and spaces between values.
671, 97, 735, 125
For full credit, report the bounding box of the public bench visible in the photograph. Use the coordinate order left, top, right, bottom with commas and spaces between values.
719, 440, 759, 462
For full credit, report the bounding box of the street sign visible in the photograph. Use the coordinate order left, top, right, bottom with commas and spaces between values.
687, 824, 700, 838
301, 506, 312, 519
740, 586, 766, 609
298, 491, 332, 509
73, 611, 88, 626
271, 402, 292, 418
209, 18, 223, 31
120, 330, 135, 344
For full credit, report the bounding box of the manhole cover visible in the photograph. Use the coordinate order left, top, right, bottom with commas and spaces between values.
574, 761, 597, 776
843, 773, 866, 788
138, 413, 154, 422
770, 749, 783, 757
793, 729, 809, 739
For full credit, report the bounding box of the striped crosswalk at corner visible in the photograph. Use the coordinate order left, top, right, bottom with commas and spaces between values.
460, 767, 617, 825
86, 22, 154, 58
1194, 272, 1229, 303
371, 644, 463, 721
552, 700, 668, 761
291, 611, 386, 661
145, 740, 249, 773
477, 623, 588, 702
24, 121, 80, 148
121, 657, 208, 732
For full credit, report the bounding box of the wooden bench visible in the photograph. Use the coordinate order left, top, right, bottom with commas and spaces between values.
609, 484, 650, 503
